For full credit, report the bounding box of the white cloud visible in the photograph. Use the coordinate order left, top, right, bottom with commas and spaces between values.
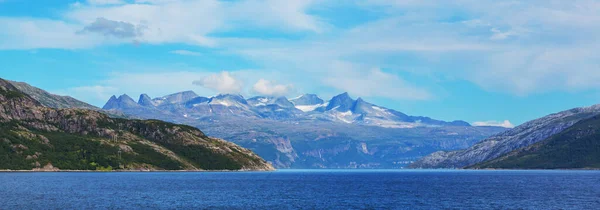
63, 0, 323, 47
252, 79, 293, 96
5, 0, 600, 99
489, 28, 516, 40
323, 62, 432, 100
0, 18, 105, 50
65, 1, 223, 47
134, 0, 179, 4
357, 0, 600, 95
193, 71, 244, 94
170, 50, 202, 56
473, 120, 515, 128
87, 0, 125, 5
0, 0, 325, 50
227, 0, 324, 33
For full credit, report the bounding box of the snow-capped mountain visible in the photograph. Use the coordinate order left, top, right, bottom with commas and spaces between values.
248, 96, 296, 109
152, 91, 198, 106
290, 94, 326, 112
325, 92, 355, 112
103, 91, 469, 128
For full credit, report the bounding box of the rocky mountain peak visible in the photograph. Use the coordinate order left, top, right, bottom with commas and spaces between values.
214, 94, 246, 101
326, 92, 355, 112
118, 94, 137, 105
184, 96, 211, 108
103, 94, 139, 110
210, 94, 249, 107
102, 95, 119, 110
351, 97, 374, 114
272, 96, 295, 108
290, 94, 324, 106
138, 94, 155, 107
157, 91, 199, 105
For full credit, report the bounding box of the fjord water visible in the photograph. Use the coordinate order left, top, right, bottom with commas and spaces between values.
1, 170, 599, 209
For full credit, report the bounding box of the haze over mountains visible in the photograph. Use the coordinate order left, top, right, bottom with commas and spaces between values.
100, 90, 505, 168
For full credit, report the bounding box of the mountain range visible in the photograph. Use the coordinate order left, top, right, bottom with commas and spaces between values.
99, 90, 505, 168
0, 78, 273, 171
411, 103, 600, 169
103, 91, 471, 128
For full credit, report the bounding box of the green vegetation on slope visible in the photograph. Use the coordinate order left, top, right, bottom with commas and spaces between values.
0, 88, 25, 100
471, 115, 600, 169
0, 122, 186, 170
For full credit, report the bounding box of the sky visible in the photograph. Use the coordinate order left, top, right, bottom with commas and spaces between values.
2, 0, 600, 127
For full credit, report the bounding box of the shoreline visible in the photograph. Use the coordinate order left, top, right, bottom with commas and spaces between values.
0, 169, 277, 173
1, 168, 599, 172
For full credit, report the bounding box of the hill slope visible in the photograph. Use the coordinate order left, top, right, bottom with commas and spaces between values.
0, 78, 273, 171
411, 104, 600, 168
8, 81, 98, 110
470, 115, 600, 169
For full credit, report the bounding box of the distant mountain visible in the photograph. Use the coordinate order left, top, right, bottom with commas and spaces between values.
411, 104, 600, 169
290, 94, 324, 106
104, 91, 471, 128
248, 96, 296, 109
247, 96, 303, 119
470, 114, 600, 169
300, 93, 471, 128
101, 91, 505, 168
138, 94, 155, 107
326, 92, 355, 112
154, 91, 198, 106
103, 94, 139, 110
0, 78, 273, 171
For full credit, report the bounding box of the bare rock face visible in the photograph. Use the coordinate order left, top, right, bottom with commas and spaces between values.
32, 163, 60, 172
0, 78, 274, 171
411, 105, 600, 168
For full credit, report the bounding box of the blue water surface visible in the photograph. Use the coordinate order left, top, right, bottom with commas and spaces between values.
1, 170, 599, 209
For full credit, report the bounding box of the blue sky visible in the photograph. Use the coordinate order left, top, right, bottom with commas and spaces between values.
2, 0, 600, 127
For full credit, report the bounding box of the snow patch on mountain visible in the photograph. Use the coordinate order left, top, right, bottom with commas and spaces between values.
295, 103, 327, 112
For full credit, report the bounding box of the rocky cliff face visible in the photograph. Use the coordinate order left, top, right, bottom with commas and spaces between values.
0, 79, 273, 171
411, 104, 600, 168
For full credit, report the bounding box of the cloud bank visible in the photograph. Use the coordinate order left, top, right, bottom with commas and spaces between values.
253, 79, 293, 96
193, 71, 244, 94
